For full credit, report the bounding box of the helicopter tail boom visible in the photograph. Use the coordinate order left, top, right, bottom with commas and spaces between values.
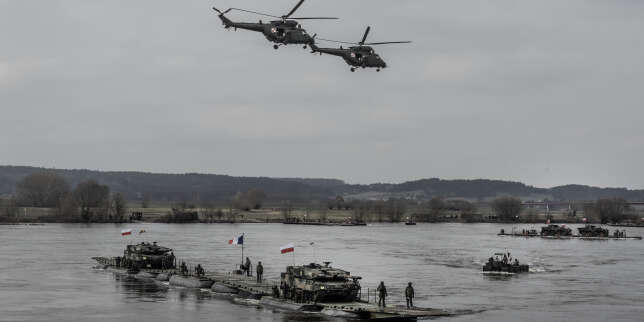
213, 7, 265, 32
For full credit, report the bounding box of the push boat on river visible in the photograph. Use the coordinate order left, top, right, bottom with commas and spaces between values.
482, 253, 529, 274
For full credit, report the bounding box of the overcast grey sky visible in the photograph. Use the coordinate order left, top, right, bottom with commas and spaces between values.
1, 0, 643, 188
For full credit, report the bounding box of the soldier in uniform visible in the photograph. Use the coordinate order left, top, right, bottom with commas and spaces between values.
256, 261, 264, 283
245, 257, 252, 277
405, 282, 415, 308
377, 281, 388, 308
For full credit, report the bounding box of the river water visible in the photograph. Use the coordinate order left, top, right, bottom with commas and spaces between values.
1, 223, 643, 321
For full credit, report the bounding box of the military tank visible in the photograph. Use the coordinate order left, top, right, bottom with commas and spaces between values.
280, 262, 361, 303
483, 253, 529, 274
94, 242, 175, 270
540, 224, 572, 237
123, 242, 175, 269
578, 225, 609, 237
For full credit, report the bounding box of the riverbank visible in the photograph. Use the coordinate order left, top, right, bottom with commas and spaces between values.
3, 205, 642, 225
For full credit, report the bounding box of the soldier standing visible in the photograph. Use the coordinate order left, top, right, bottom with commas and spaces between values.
405, 282, 415, 308
245, 257, 252, 277
256, 261, 264, 283
377, 281, 388, 308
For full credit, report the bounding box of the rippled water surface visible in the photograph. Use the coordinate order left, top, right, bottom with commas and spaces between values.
1, 223, 643, 321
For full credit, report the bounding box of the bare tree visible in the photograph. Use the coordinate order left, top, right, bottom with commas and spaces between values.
15, 172, 70, 207
201, 201, 218, 223
351, 200, 370, 223
373, 200, 385, 222
428, 197, 445, 216
595, 198, 629, 224
233, 189, 267, 211
111, 193, 127, 222
141, 195, 150, 209
74, 179, 110, 222
57, 193, 79, 221
280, 201, 293, 221
385, 199, 407, 223
0, 198, 18, 221
492, 197, 523, 222
334, 196, 345, 210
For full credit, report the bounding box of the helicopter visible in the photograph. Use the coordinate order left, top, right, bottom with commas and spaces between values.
213, 0, 338, 50
310, 26, 411, 72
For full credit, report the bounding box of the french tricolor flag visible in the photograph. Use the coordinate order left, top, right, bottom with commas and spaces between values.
280, 243, 294, 254
228, 235, 243, 245
121, 229, 132, 236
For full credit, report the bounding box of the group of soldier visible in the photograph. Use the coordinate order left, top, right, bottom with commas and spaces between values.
376, 281, 416, 309
240, 257, 264, 283
179, 261, 205, 277
613, 230, 627, 238
488, 252, 520, 267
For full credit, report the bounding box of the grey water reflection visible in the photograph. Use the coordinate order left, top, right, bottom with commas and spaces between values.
1, 223, 643, 321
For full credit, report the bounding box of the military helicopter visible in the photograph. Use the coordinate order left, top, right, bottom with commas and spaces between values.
213, 0, 337, 50
310, 26, 411, 72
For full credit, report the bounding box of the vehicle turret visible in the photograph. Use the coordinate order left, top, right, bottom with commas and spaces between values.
122, 242, 175, 270
280, 262, 361, 303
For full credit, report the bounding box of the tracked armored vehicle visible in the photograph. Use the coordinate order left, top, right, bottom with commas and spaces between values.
94, 242, 175, 270
123, 242, 176, 270
578, 225, 609, 237
540, 224, 572, 237
280, 262, 361, 303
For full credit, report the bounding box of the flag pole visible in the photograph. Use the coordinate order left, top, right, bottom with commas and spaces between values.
241, 233, 244, 267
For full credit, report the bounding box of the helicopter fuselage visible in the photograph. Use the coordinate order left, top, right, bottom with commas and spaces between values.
219, 16, 314, 45
312, 45, 387, 69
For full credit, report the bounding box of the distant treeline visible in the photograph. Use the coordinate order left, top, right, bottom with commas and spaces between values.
1, 166, 644, 205
0, 169, 638, 225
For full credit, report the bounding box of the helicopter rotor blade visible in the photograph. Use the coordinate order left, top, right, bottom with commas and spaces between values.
284, 0, 305, 19
359, 26, 371, 45
364, 41, 412, 45
290, 17, 339, 20
229, 8, 281, 19
316, 38, 359, 45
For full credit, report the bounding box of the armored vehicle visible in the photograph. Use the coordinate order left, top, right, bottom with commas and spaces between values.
280, 262, 361, 303
483, 254, 529, 274
540, 224, 572, 237
578, 225, 609, 237
122, 242, 176, 270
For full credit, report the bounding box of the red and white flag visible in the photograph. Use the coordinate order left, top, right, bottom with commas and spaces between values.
121, 229, 132, 236
582, 217, 587, 223
280, 243, 294, 254
546, 219, 550, 225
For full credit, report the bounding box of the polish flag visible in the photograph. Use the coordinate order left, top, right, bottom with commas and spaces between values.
582, 218, 587, 223
228, 235, 243, 245
280, 243, 294, 254
546, 219, 550, 225
121, 229, 132, 236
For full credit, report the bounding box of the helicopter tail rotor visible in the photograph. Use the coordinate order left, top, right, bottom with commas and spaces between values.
310, 34, 319, 53
213, 7, 234, 28
212, 7, 232, 15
